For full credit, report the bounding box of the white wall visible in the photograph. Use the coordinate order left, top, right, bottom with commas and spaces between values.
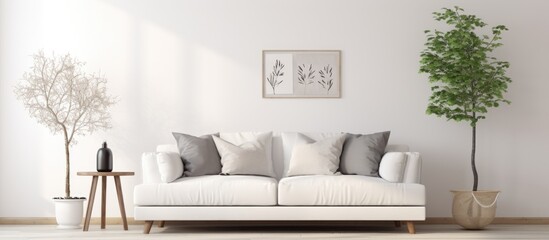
1, 0, 548, 218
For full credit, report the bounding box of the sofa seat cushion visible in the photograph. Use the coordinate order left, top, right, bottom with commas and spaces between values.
134, 175, 277, 206
278, 175, 425, 206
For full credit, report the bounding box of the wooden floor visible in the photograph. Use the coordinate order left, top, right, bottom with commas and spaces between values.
1, 224, 548, 239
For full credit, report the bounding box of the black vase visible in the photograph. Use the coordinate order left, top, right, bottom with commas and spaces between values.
97, 142, 113, 172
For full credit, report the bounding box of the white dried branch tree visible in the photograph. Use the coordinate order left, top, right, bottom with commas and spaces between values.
14, 51, 116, 198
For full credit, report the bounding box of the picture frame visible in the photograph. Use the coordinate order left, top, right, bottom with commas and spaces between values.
262, 50, 341, 98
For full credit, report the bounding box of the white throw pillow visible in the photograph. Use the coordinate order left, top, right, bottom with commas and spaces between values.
156, 152, 184, 183
378, 152, 407, 183
286, 133, 346, 176
213, 132, 275, 177
219, 132, 275, 177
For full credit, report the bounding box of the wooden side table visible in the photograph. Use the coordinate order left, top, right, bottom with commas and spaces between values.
77, 171, 134, 231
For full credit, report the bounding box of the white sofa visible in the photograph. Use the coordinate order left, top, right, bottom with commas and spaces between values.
134, 132, 425, 234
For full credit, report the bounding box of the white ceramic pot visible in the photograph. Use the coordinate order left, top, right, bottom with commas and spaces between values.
451, 190, 500, 230
54, 198, 85, 229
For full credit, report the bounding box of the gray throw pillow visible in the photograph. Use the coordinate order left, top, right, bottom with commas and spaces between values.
172, 132, 222, 177
339, 131, 390, 177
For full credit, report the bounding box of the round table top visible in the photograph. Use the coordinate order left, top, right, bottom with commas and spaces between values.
77, 171, 134, 176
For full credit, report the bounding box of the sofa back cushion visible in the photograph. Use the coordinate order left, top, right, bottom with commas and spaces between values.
157, 132, 410, 180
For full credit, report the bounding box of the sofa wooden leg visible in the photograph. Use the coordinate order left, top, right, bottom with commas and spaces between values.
394, 221, 401, 227
158, 221, 165, 228
406, 221, 416, 234
144, 221, 154, 234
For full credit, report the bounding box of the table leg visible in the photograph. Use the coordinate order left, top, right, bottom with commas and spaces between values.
101, 176, 106, 229
83, 176, 99, 231
114, 176, 128, 230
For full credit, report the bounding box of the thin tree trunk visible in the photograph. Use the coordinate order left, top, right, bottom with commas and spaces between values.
63, 128, 70, 198
471, 123, 478, 191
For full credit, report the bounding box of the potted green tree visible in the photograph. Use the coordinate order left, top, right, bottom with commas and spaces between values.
15, 51, 116, 229
419, 7, 511, 229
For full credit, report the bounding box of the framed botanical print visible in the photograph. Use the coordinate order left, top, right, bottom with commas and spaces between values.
262, 50, 341, 98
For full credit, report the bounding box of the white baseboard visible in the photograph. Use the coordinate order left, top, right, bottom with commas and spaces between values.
0, 217, 143, 225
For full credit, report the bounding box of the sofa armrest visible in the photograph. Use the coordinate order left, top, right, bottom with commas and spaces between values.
379, 152, 422, 184
142, 152, 161, 184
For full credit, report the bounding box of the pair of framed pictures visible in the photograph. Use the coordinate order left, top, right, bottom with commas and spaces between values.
262, 50, 341, 98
